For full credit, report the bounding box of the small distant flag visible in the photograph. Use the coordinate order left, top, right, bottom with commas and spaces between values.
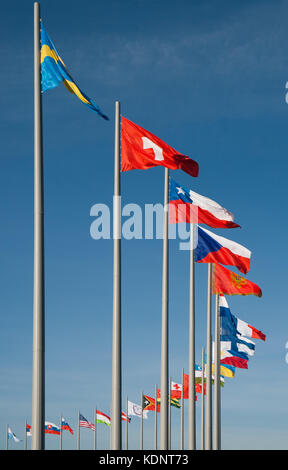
143, 395, 160, 412
96, 410, 111, 427
127, 401, 149, 419
121, 117, 199, 177
169, 178, 240, 228
26, 424, 32, 436
157, 389, 184, 406
61, 417, 73, 435
79, 414, 95, 431
8, 427, 22, 443
213, 263, 262, 297
45, 421, 61, 435
195, 225, 251, 274
40, 23, 108, 120
121, 411, 131, 423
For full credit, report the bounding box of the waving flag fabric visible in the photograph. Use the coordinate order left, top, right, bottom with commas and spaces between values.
221, 337, 255, 357
220, 348, 249, 369
128, 401, 149, 419
143, 395, 160, 412
45, 421, 61, 435
213, 263, 262, 297
26, 424, 32, 436
40, 23, 108, 120
96, 410, 111, 426
79, 414, 95, 431
156, 389, 184, 406
169, 178, 239, 228
121, 411, 131, 423
121, 117, 199, 177
195, 226, 251, 274
61, 417, 73, 435
220, 295, 266, 341
8, 427, 22, 443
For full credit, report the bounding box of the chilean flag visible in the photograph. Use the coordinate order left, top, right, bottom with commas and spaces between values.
169, 178, 240, 228
195, 225, 251, 274
121, 117, 199, 177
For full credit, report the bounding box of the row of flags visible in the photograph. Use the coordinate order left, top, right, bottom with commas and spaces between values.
31, 11, 265, 449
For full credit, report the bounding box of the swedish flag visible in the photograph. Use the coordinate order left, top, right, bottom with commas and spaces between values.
40, 22, 108, 120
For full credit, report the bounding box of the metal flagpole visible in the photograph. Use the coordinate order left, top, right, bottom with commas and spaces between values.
180, 368, 184, 450
188, 222, 195, 450
140, 391, 143, 450
111, 100, 122, 450
155, 384, 158, 450
6, 424, 8, 450
24, 420, 27, 450
94, 407, 97, 450
160, 167, 169, 450
213, 293, 221, 450
205, 264, 212, 450
126, 396, 129, 450
168, 376, 171, 450
201, 347, 205, 450
77, 411, 80, 450
32, 1, 45, 451
60, 414, 62, 450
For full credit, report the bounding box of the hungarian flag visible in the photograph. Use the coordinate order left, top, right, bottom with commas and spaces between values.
121, 117, 199, 177
213, 263, 262, 297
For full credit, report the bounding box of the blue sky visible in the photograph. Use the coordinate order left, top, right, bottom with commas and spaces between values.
0, 0, 288, 450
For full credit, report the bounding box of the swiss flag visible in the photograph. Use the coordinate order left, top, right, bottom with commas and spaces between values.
121, 117, 199, 177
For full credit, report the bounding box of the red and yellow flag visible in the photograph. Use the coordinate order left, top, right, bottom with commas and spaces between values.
213, 263, 262, 297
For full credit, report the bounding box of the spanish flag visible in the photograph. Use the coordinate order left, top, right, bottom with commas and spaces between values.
40, 22, 108, 120
213, 263, 262, 297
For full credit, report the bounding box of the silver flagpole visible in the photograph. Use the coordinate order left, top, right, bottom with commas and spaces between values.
60, 414, 62, 450
180, 368, 184, 450
205, 263, 212, 450
168, 376, 171, 450
6, 424, 8, 450
24, 420, 27, 450
77, 411, 80, 450
155, 384, 158, 450
188, 222, 195, 450
213, 293, 221, 450
201, 347, 205, 450
126, 396, 129, 451
111, 100, 122, 450
140, 391, 143, 450
160, 167, 169, 450
94, 406, 97, 450
32, 1, 45, 451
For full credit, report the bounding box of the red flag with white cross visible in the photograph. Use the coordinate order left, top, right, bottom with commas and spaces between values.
121, 117, 199, 177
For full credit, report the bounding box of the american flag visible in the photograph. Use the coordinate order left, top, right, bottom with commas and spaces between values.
79, 414, 95, 431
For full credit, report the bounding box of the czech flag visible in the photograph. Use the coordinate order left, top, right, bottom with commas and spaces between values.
121, 117, 199, 177
195, 225, 251, 274
213, 263, 262, 297
169, 178, 240, 228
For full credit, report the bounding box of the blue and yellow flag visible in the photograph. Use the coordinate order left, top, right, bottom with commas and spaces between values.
40, 23, 108, 120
